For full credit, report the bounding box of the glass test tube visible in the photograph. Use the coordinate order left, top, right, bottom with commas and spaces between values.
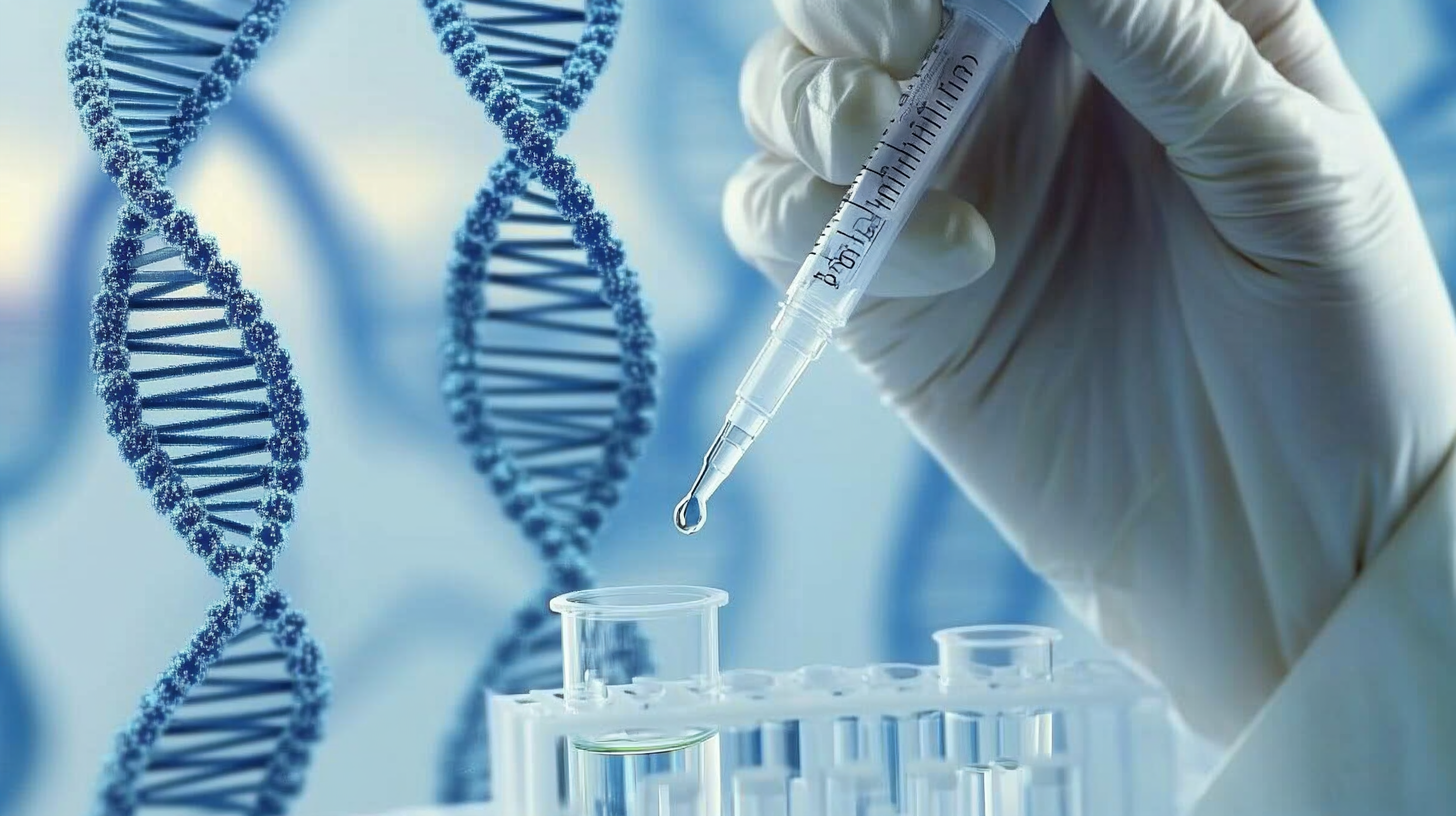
905, 762, 959, 816
720, 669, 778, 815
944, 710, 992, 767
989, 760, 1026, 816
956, 765, 992, 816
1024, 761, 1082, 816
933, 625, 1059, 688
824, 763, 887, 816
934, 625, 1060, 765
759, 719, 799, 774
639, 773, 705, 816
552, 586, 730, 816
791, 665, 856, 816
732, 767, 790, 816
864, 663, 932, 809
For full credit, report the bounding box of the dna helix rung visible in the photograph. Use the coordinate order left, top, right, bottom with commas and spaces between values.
66, 1, 328, 814
424, 0, 657, 802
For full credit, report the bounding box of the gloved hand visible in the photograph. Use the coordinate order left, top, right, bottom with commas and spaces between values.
725, 0, 1456, 753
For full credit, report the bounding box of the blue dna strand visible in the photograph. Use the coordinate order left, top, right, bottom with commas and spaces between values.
8, 79, 465, 814
420, 0, 656, 802
64, 0, 329, 812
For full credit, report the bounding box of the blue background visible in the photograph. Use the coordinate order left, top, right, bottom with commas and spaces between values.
0, 0, 1451, 814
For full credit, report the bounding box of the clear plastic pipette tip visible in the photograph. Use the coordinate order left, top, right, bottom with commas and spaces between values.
674, 415, 756, 535
673, 428, 731, 535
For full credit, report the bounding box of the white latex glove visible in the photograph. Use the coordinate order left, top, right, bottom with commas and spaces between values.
726, 0, 1456, 806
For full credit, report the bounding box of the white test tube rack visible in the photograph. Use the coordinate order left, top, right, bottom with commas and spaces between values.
489, 587, 1176, 816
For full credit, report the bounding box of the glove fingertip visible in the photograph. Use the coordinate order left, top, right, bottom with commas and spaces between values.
870, 190, 996, 298
722, 153, 833, 289
787, 58, 903, 185
740, 27, 812, 156
721, 154, 772, 269
772, 0, 944, 79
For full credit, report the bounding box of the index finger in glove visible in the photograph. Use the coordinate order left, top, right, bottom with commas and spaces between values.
740, 25, 909, 185
1218, 0, 1365, 110
772, 0, 945, 78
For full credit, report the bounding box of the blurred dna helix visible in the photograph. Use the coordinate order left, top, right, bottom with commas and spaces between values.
65, 0, 329, 812
418, 0, 658, 802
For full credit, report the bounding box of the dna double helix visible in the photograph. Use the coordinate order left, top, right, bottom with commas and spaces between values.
420, 0, 656, 802
65, 1, 328, 813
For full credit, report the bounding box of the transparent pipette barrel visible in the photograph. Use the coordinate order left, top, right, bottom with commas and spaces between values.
677, 0, 1051, 533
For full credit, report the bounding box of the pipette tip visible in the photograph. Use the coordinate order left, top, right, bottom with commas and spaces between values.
675, 417, 756, 536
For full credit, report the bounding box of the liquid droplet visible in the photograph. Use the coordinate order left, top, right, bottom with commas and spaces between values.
674, 493, 705, 535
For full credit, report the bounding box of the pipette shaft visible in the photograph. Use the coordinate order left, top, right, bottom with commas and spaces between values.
676, 0, 1050, 534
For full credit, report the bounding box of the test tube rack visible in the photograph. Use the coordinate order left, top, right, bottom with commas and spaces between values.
490, 624, 1175, 816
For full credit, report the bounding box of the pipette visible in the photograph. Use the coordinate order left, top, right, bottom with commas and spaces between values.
675, 0, 1051, 534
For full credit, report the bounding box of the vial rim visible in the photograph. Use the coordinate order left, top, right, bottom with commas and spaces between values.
549, 584, 728, 620
931, 624, 1063, 649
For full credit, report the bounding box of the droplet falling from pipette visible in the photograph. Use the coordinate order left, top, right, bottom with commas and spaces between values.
674, 417, 756, 535
673, 492, 706, 535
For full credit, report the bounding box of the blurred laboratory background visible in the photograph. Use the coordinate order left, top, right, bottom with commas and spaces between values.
0, 0, 1451, 814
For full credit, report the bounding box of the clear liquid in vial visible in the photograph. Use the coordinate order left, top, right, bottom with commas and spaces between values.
572, 728, 722, 816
